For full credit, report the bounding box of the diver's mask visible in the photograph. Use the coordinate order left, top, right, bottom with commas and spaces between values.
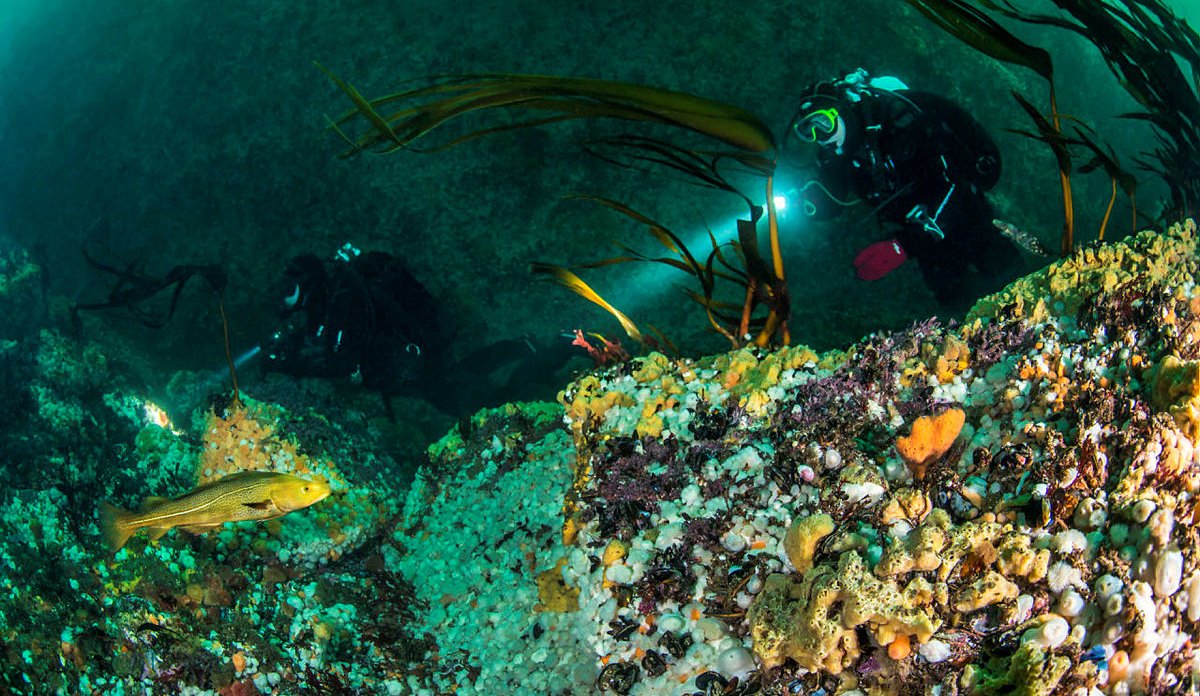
791, 98, 848, 153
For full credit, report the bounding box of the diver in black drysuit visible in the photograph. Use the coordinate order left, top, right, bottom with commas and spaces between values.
788, 69, 1025, 312
262, 244, 576, 417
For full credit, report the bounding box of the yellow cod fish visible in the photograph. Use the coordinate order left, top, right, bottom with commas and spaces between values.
99, 471, 331, 552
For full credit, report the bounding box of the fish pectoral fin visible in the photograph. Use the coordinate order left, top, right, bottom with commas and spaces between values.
146, 526, 172, 542
140, 496, 170, 512
243, 500, 276, 511
179, 523, 222, 535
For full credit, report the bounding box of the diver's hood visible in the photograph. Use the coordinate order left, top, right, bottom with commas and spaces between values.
278, 254, 326, 315
790, 92, 860, 155
789, 69, 909, 156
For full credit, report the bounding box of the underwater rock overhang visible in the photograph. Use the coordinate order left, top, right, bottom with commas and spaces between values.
391, 219, 1200, 694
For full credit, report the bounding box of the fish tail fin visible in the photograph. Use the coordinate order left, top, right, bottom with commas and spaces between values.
99, 501, 136, 552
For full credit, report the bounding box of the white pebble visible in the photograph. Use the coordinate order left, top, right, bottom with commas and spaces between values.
1022, 615, 1069, 649
721, 531, 747, 553
1130, 499, 1156, 523
606, 564, 632, 585
1188, 574, 1200, 622
1057, 589, 1085, 617
716, 646, 757, 679
1154, 548, 1184, 597
1015, 594, 1035, 622
657, 613, 685, 633
1105, 593, 1124, 617
694, 617, 728, 641
1095, 574, 1124, 599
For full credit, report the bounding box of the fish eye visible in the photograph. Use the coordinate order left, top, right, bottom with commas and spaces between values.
302, 486, 310, 493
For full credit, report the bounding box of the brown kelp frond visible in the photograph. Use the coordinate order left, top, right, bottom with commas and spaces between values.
734, 212, 777, 292
74, 251, 227, 329
1006, 92, 1072, 173
930, 1, 1200, 222
73, 252, 242, 405
529, 263, 643, 343
537, 195, 775, 347
315, 62, 403, 150
569, 195, 715, 289
564, 196, 746, 344
583, 135, 773, 203
681, 287, 747, 335
1038, 0, 1198, 219
318, 67, 791, 347
903, 0, 1053, 81
319, 70, 777, 156
1070, 127, 1140, 239
1005, 89, 1081, 253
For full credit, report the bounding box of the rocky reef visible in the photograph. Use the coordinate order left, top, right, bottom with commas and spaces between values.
391, 220, 1200, 695
3, 220, 1200, 695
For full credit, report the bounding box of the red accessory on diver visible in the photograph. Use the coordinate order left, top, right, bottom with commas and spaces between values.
853, 239, 908, 281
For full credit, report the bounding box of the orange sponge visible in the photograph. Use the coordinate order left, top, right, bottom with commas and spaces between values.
896, 408, 965, 479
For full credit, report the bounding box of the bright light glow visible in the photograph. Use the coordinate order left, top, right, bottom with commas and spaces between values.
234, 345, 262, 369
773, 195, 788, 211
612, 208, 746, 315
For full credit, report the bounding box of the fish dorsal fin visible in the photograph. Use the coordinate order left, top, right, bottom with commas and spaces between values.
193, 470, 276, 490
140, 496, 170, 512
219, 470, 273, 481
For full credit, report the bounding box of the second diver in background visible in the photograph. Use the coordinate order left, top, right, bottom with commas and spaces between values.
262, 244, 577, 417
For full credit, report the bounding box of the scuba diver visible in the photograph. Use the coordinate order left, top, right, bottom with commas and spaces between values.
786, 68, 1025, 311
263, 243, 577, 418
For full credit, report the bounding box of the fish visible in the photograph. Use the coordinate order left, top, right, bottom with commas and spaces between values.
993, 219, 1052, 257
99, 470, 331, 552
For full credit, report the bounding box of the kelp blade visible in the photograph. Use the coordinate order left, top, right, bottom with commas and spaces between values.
322, 72, 777, 155
529, 263, 643, 342
905, 0, 1054, 81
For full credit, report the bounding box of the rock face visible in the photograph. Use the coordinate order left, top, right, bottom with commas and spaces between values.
389, 220, 1200, 694
4, 221, 1200, 694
